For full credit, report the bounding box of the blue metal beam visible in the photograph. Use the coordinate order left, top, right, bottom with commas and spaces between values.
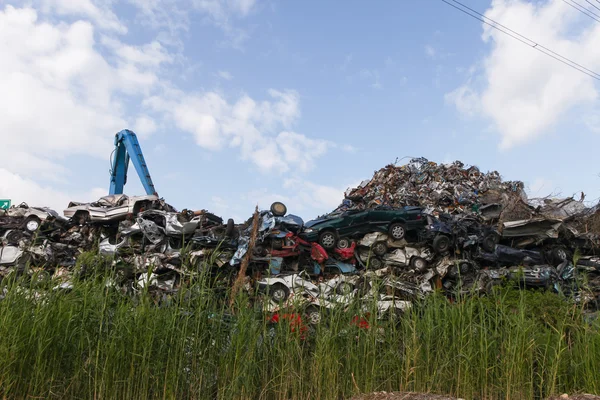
108, 129, 157, 196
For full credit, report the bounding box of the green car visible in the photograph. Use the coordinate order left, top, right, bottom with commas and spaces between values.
300, 206, 426, 249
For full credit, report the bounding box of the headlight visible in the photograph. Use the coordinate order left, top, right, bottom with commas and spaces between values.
303, 228, 314, 233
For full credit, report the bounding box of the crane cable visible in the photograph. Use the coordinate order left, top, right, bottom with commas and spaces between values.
441, 0, 600, 82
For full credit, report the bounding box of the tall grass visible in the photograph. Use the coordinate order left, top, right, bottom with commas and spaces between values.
0, 253, 598, 399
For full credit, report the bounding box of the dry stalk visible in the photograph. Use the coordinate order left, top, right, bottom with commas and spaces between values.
230, 206, 259, 308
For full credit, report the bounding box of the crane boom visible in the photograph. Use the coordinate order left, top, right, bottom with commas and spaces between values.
109, 129, 157, 196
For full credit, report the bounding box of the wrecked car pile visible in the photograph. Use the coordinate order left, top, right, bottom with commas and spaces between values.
2, 158, 600, 322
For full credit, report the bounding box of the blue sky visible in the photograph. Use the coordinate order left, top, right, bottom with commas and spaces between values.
1, 0, 599, 222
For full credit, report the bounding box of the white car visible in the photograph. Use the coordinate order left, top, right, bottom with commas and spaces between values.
64, 194, 159, 224
0, 203, 62, 233
257, 272, 359, 303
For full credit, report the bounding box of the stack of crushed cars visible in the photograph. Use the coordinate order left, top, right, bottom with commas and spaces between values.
2, 157, 600, 323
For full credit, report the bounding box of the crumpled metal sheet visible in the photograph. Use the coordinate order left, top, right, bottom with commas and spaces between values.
360, 232, 388, 247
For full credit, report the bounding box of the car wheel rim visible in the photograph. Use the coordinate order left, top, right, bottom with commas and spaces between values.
272, 289, 285, 302
322, 234, 335, 247
309, 311, 321, 324
392, 226, 404, 238
557, 250, 567, 260
338, 239, 349, 249
374, 244, 385, 254
26, 221, 39, 231
339, 284, 352, 294
415, 259, 425, 270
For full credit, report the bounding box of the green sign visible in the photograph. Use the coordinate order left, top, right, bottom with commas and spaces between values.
0, 200, 10, 210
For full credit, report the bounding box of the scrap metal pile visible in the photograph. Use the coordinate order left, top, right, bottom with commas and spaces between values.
2, 157, 600, 320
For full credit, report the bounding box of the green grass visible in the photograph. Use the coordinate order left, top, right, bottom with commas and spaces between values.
0, 254, 598, 399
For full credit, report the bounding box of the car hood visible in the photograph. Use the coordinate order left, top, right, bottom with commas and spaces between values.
304, 218, 333, 228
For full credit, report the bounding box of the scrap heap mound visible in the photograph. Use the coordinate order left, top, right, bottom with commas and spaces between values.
339, 158, 531, 222
1, 157, 600, 322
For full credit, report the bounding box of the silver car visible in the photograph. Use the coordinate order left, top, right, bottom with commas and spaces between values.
0, 203, 62, 233
64, 194, 159, 224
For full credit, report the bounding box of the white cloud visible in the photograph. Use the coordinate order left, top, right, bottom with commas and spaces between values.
447, 0, 600, 149
241, 181, 344, 220
425, 45, 436, 58
133, 115, 158, 136
125, 0, 257, 48
0, 4, 175, 207
282, 178, 345, 214
39, 0, 126, 33
146, 88, 334, 172
445, 84, 480, 116
217, 70, 233, 80
0, 5, 170, 163
0, 168, 104, 211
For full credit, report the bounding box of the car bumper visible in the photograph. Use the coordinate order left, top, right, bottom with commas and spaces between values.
298, 232, 319, 242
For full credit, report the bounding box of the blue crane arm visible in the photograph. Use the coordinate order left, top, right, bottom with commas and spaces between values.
109, 129, 158, 196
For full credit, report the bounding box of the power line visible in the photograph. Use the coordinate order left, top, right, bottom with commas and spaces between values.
562, 0, 600, 23
441, 0, 600, 81
585, 0, 600, 12
444, 0, 600, 78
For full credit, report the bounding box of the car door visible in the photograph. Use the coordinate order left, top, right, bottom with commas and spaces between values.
338, 210, 369, 236
105, 196, 131, 220
365, 209, 393, 233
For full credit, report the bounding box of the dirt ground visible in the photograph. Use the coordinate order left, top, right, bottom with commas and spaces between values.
350, 392, 600, 400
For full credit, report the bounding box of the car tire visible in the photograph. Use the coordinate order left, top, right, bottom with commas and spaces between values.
225, 219, 235, 237
73, 211, 89, 226
485, 280, 503, 294
269, 283, 290, 302
410, 257, 428, 271
482, 232, 499, 252
5, 230, 24, 244
388, 223, 406, 240
337, 237, 351, 249
270, 202, 287, 217
304, 305, 322, 325
368, 257, 383, 270
24, 216, 41, 233
318, 231, 337, 250
272, 238, 284, 250
372, 241, 388, 256
551, 247, 570, 264
458, 261, 472, 274
336, 281, 355, 295
432, 235, 451, 253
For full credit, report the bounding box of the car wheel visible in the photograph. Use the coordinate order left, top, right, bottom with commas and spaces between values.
368, 257, 383, 269
337, 237, 351, 249
551, 247, 569, 264
336, 281, 355, 295
458, 261, 472, 274
304, 305, 322, 325
372, 241, 388, 256
73, 211, 89, 226
269, 283, 290, 302
5, 230, 23, 244
318, 231, 337, 250
485, 280, 503, 294
482, 232, 499, 252
410, 257, 428, 271
432, 235, 451, 253
225, 219, 235, 237
270, 202, 287, 217
24, 216, 41, 233
272, 238, 284, 250
389, 223, 406, 240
